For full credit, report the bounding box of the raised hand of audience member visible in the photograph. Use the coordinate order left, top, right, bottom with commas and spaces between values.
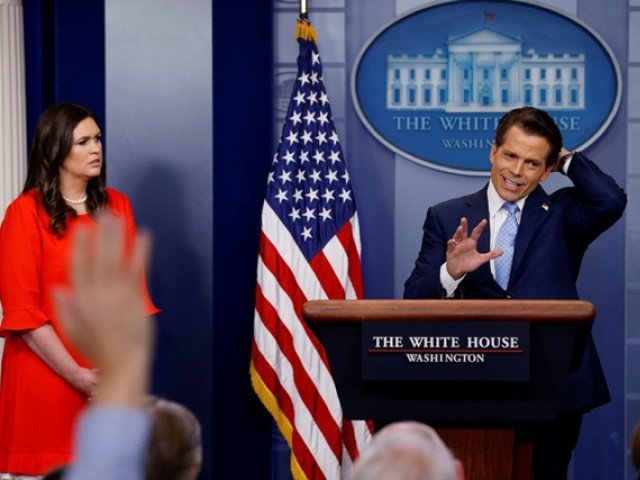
53, 213, 155, 407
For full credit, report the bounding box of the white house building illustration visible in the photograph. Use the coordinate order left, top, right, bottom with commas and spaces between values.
386, 27, 585, 111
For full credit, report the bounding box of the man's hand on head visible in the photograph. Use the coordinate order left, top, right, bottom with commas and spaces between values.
555, 148, 573, 174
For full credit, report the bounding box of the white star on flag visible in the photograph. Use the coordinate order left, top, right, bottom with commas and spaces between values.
305, 188, 319, 202
339, 188, 352, 203
289, 111, 302, 125
316, 131, 327, 145
319, 206, 332, 221
318, 111, 329, 126
288, 207, 301, 222
275, 189, 288, 203
298, 72, 310, 85
309, 169, 322, 183
282, 150, 295, 164
278, 170, 292, 185
321, 189, 335, 203
302, 206, 316, 221
325, 169, 338, 184
294, 91, 306, 105
301, 130, 313, 144
303, 110, 316, 124
301, 226, 313, 240
285, 130, 298, 145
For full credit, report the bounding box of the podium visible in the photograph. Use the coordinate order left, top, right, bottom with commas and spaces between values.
303, 299, 594, 480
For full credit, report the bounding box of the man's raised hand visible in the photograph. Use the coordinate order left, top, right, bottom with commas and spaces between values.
445, 217, 503, 280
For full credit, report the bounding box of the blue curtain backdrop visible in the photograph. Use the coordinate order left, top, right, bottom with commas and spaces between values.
213, 1, 273, 479
23, 0, 105, 147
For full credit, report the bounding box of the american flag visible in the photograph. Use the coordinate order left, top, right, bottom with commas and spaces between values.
250, 20, 372, 480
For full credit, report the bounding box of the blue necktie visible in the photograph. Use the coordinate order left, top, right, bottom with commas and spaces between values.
495, 202, 519, 290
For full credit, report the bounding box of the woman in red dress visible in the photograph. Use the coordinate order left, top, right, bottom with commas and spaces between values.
0, 102, 158, 478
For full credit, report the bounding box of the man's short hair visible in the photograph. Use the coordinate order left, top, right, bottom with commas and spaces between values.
494, 107, 562, 167
145, 396, 202, 480
350, 422, 459, 480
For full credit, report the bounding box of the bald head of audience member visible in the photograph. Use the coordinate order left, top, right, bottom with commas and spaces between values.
632, 421, 640, 475
350, 422, 464, 480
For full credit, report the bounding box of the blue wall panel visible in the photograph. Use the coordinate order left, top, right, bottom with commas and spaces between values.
104, 1, 213, 478
572, 2, 627, 478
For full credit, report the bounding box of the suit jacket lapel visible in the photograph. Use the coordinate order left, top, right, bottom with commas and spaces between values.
464, 186, 494, 285
510, 185, 552, 285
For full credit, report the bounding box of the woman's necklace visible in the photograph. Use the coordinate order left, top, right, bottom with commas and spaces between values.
62, 192, 88, 205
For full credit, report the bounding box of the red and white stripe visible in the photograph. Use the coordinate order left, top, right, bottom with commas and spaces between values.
252, 202, 372, 480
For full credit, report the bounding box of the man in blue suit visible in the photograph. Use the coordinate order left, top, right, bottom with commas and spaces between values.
404, 107, 626, 479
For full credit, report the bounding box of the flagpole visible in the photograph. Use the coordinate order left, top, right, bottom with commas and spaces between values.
299, 0, 308, 20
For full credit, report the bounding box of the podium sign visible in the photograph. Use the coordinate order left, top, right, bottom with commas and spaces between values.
362, 321, 530, 381
304, 299, 593, 423
303, 299, 595, 480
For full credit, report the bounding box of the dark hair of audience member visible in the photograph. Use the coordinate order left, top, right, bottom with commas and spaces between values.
42, 465, 67, 480
632, 421, 640, 473
145, 396, 202, 480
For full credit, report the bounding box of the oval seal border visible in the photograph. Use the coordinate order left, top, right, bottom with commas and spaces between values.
351, 0, 622, 176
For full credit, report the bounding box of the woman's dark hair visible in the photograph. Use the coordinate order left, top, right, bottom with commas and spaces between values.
494, 107, 563, 167
145, 396, 202, 480
23, 102, 108, 235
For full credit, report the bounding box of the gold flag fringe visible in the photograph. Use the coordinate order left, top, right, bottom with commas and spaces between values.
250, 361, 309, 480
296, 19, 318, 44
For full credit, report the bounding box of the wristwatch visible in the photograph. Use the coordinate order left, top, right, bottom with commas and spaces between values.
557, 152, 573, 174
